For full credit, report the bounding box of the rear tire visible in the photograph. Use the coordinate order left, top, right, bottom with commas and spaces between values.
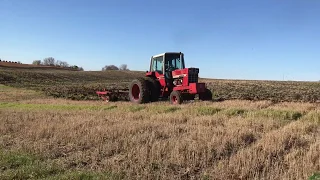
144, 77, 160, 102
129, 78, 150, 104
199, 88, 213, 101
170, 91, 183, 104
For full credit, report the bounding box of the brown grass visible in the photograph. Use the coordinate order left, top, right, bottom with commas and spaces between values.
0, 85, 319, 179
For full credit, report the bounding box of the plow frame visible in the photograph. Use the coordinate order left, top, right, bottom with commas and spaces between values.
96, 88, 129, 102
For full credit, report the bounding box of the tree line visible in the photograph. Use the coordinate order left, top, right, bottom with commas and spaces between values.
102, 64, 129, 71
2, 57, 131, 72
0, 59, 22, 64
32, 57, 84, 71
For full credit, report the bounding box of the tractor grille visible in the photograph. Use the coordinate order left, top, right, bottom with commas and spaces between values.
188, 68, 199, 83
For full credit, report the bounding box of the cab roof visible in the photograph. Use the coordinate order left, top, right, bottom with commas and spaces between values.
152, 52, 183, 58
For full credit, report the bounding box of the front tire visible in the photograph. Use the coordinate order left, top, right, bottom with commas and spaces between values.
129, 78, 150, 104
170, 91, 183, 104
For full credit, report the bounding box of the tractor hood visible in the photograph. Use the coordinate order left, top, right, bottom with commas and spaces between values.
172, 68, 199, 76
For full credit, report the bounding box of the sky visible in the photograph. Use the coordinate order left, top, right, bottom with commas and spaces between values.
1, 0, 320, 81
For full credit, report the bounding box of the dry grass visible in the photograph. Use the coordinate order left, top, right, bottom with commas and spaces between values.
0, 85, 319, 179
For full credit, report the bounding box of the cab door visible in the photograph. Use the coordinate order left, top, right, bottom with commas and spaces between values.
150, 56, 164, 74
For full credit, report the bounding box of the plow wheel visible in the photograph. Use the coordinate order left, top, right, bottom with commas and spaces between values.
199, 88, 213, 101
145, 77, 160, 102
129, 78, 150, 104
170, 91, 183, 104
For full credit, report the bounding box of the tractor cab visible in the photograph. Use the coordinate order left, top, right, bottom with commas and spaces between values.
149, 52, 185, 75
147, 52, 188, 92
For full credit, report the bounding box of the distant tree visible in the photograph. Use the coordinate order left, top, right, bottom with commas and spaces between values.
55, 60, 62, 66
64, 65, 83, 71
43, 57, 55, 66
119, 64, 129, 71
31, 57, 84, 70
32, 60, 42, 65
56, 60, 69, 67
102, 65, 119, 71
70, 65, 78, 69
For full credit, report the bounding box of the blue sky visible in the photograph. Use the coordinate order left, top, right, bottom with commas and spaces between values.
1, 0, 320, 81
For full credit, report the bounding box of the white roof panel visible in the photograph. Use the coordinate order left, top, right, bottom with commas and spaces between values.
152, 52, 183, 58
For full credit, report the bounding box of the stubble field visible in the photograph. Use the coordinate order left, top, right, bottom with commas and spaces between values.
0, 67, 319, 179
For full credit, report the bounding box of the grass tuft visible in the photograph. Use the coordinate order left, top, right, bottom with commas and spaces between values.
309, 172, 320, 180
150, 106, 181, 113
224, 108, 247, 117
246, 109, 304, 120
0, 150, 124, 180
196, 107, 222, 116
163, 106, 181, 113
304, 111, 320, 124
128, 105, 146, 112
0, 102, 118, 111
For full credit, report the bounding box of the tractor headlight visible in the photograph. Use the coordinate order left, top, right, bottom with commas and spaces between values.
173, 80, 177, 85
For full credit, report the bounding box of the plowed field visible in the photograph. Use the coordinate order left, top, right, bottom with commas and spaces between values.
1, 67, 320, 102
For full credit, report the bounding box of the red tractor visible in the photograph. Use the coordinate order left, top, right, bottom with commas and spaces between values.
97, 52, 212, 104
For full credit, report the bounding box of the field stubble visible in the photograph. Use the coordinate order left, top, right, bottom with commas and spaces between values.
0, 68, 320, 179
0, 85, 319, 179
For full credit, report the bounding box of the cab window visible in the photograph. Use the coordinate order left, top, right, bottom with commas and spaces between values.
151, 56, 163, 74
165, 54, 183, 70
